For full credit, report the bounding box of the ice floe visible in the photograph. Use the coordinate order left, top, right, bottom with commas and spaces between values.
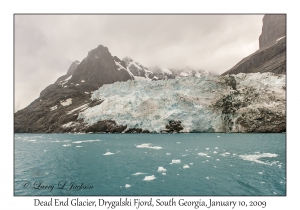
136, 143, 162, 149
239, 153, 278, 165
103, 152, 114, 156
125, 184, 131, 188
171, 159, 181, 164
143, 175, 156, 181
132, 172, 147, 176
157, 167, 167, 173
72, 140, 101, 144
220, 152, 231, 156
183, 164, 190, 169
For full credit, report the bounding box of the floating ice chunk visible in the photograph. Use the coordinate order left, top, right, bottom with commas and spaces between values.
176, 142, 181, 144
136, 143, 162, 149
81, 80, 85, 82
206, 176, 210, 179
183, 164, 190, 169
217, 136, 220, 138
215, 147, 219, 149
28, 140, 36, 142
103, 152, 114, 156
220, 152, 231, 156
213, 151, 218, 154
125, 184, 131, 188
143, 175, 156, 181
198, 153, 207, 156
63, 144, 71, 147
171, 159, 181, 164
258, 172, 263, 174
205, 148, 210, 150
216, 159, 220, 161
206, 156, 211, 158
44, 150, 47, 152
189, 163, 193, 165
75, 84, 79, 86
132, 172, 147, 176
73, 140, 101, 144
239, 153, 278, 165
162, 173, 166, 175
157, 167, 167, 173
76, 146, 83, 148
166, 153, 171, 155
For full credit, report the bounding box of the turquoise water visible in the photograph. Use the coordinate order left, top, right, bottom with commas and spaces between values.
14, 133, 286, 196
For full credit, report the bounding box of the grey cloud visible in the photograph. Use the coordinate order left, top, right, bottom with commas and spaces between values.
15, 14, 263, 111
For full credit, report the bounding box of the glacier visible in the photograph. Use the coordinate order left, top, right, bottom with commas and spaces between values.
78, 72, 285, 133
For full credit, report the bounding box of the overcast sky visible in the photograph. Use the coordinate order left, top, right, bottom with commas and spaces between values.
15, 14, 263, 111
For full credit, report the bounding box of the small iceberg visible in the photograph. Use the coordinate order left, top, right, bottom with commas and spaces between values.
143, 175, 156, 181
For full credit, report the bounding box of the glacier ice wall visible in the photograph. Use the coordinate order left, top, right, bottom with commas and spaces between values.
78, 73, 285, 133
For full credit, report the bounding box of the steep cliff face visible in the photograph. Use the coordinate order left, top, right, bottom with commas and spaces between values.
222, 14, 286, 75
259, 15, 286, 49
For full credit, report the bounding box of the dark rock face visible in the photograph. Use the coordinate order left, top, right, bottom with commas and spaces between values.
14, 45, 132, 133
222, 14, 286, 75
259, 15, 286, 49
165, 120, 183, 133
70, 45, 132, 89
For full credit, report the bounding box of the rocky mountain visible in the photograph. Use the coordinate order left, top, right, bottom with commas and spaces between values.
222, 14, 286, 75
259, 14, 286, 49
14, 45, 133, 133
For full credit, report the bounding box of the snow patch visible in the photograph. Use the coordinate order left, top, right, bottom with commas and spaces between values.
60, 98, 72, 106
67, 104, 89, 115
50, 105, 58, 111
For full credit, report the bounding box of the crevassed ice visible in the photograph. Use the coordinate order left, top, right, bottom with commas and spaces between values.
78, 73, 285, 133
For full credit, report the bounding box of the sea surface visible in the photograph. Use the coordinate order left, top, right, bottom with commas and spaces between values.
14, 133, 286, 196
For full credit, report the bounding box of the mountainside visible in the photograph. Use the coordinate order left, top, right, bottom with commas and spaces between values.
259, 14, 286, 49
14, 45, 133, 133
222, 14, 286, 75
